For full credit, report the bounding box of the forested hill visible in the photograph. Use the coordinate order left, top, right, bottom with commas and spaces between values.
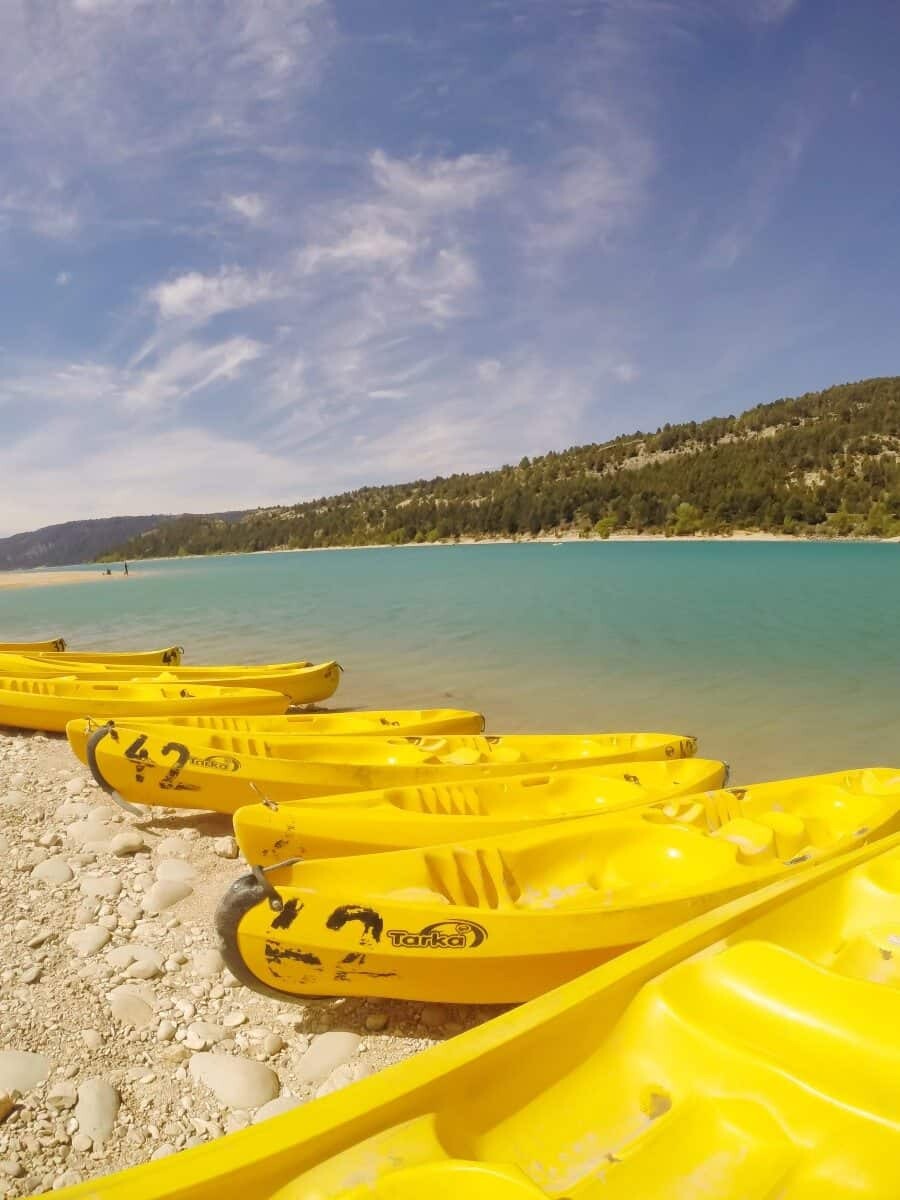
0, 516, 170, 570
103, 376, 900, 559
0, 512, 248, 570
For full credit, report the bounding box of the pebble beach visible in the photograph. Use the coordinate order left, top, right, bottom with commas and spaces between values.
0, 728, 500, 1196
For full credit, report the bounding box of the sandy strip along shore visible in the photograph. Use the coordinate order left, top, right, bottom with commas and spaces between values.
0, 572, 130, 591
0, 728, 500, 1195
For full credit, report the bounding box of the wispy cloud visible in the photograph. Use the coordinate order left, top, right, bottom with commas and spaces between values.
226, 193, 268, 224
750, 0, 800, 25
370, 150, 514, 211
150, 269, 280, 323
2, 338, 264, 421
700, 98, 818, 271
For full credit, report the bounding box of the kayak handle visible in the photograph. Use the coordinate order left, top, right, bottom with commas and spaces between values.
85, 723, 116, 794
85, 723, 147, 819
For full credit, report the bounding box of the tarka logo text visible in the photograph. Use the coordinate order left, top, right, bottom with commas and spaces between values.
385, 920, 488, 950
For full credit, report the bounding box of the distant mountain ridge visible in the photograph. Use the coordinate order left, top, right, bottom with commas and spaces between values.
101, 376, 900, 557
0, 513, 247, 570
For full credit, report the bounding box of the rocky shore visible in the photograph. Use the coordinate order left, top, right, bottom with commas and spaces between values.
0, 729, 499, 1196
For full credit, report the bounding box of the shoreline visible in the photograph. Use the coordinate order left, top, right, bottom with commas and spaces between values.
76, 529, 900, 565
1, 531, 897, 585
0, 570, 132, 591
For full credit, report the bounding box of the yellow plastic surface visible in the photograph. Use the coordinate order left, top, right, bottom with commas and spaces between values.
31, 646, 184, 665
233, 759, 728, 860
67, 727, 699, 814
221, 767, 900, 1003
0, 655, 341, 705
0, 678, 290, 733
56, 828, 900, 1199
65, 709, 486, 764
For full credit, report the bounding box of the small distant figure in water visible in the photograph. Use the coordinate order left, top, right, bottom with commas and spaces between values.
105, 568, 112, 576
123, 561, 129, 577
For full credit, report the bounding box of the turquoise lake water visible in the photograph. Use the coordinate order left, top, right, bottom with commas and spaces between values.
1, 543, 898, 783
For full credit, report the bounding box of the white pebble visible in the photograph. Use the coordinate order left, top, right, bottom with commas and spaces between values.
75, 1079, 120, 1145
0, 1051, 50, 1093
107, 985, 155, 1028
45, 1081, 78, 1111
110, 830, 146, 857
80, 875, 122, 900
155, 858, 197, 883
191, 948, 224, 978
294, 1032, 361, 1085
66, 926, 111, 958
142, 880, 193, 914
251, 1095, 303, 1124
31, 858, 74, 885
155, 837, 190, 859
188, 1054, 279, 1109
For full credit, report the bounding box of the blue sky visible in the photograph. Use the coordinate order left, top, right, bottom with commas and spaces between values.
1, 0, 898, 535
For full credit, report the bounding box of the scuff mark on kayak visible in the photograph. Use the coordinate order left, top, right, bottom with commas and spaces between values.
271, 898, 302, 930
326, 904, 384, 945
264, 942, 322, 966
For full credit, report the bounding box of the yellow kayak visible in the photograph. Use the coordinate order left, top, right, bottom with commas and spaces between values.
0, 655, 341, 705
55, 827, 900, 1200
0, 636, 66, 652
232, 758, 728, 860
75, 727, 699, 814
65, 708, 486, 758
0, 678, 290, 733
217, 767, 900, 1003
32, 645, 184, 665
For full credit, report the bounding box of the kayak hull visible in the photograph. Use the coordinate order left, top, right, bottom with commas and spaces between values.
0, 637, 66, 652
231, 758, 729, 860
64, 708, 486, 763
53, 828, 900, 1199
32, 645, 184, 665
0, 655, 341, 705
0, 679, 290, 733
70, 727, 699, 814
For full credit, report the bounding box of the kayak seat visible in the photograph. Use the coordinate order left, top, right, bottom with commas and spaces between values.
830, 925, 900, 987
425, 847, 521, 909
555, 1096, 799, 1200
653, 939, 900, 1121
272, 1113, 546, 1200
386, 785, 489, 817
